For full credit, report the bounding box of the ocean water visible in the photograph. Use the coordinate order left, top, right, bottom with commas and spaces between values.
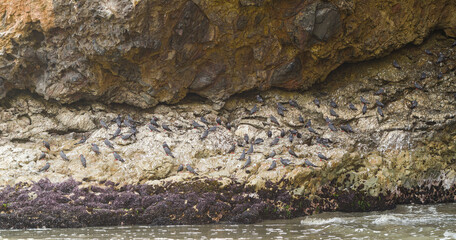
1, 203, 455, 239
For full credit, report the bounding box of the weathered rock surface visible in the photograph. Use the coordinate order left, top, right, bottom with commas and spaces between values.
0, 0, 455, 107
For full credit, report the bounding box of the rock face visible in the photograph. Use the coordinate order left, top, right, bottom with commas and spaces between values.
1, 0, 455, 107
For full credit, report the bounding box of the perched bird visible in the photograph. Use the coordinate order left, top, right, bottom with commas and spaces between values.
186, 164, 198, 175
392, 60, 401, 69
280, 129, 286, 138
192, 120, 204, 128
376, 100, 385, 108
410, 100, 418, 109
200, 116, 209, 125
216, 117, 222, 125
277, 102, 287, 111
127, 115, 135, 123
305, 120, 312, 128
425, 49, 432, 55
436, 52, 445, 64
316, 137, 332, 147
420, 72, 427, 80
270, 137, 279, 146
266, 150, 276, 159
200, 129, 209, 140
226, 122, 232, 131
328, 123, 337, 132
437, 72, 443, 79
150, 118, 159, 127
377, 106, 384, 117
280, 157, 293, 166
414, 82, 424, 91
163, 146, 175, 158
256, 94, 264, 103
177, 164, 184, 172
277, 107, 284, 116
163, 142, 170, 149
330, 109, 339, 118
270, 115, 280, 125
250, 105, 258, 115
330, 100, 338, 108
148, 124, 160, 132
288, 133, 294, 143
288, 149, 298, 158
296, 132, 302, 138
244, 134, 250, 144
228, 143, 236, 154
247, 144, 254, 154
289, 100, 300, 109
289, 129, 298, 135
314, 98, 320, 108
362, 104, 367, 115
162, 124, 172, 131
130, 126, 138, 136
374, 88, 385, 95
74, 136, 87, 145
340, 124, 354, 133
111, 128, 121, 139
43, 141, 51, 151
360, 96, 370, 105
59, 150, 69, 161
267, 160, 277, 171
307, 127, 317, 134
123, 119, 132, 128
80, 154, 87, 168
254, 138, 264, 145
121, 133, 133, 140
114, 115, 122, 128
100, 120, 109, 129
318, 153, 328, 161
267, 130, 272, 138
38, 162, 50, 172
209, 126, 217, 132
325, 117, 332, 123
242, 156, 251, 169
113, 152, 125, 162
298, 115, 304, 123
91, 143, 101, 155
104, 139, 114, 149
238, 149, 246, 160
304, 159, 318, 168
349, 103, 357, 111
39, 152, 46, 160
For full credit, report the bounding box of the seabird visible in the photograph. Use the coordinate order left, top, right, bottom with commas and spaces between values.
392, 60, 401, 69
247, 144, 254, 154
226, 122, 232, 131
409, 100, 418, 109
277, 102, 287, 111
288, 149, 298, 158
298, 115, 304, 123
250, 105, 258, 115
38, 162, 50, 172
277, 107, 284, 116
104, 139, 114, 149
43, 141, 51, 151
209, 126, 217, 132
121, 133, 133, 140
360, 96, 370, 105
420, 72, 427, 80
307, 127, 318, 134
330, 109, 339, 118
289, 133, 294, 143
362, 104, 367, 115
91, 143, 101, 155
280, 129, 286, 138
267, 160, 277, 171
270, 137, 279, 146
162, 124, 172, 131
216, 117, 222, 125
266, 150, 276, 159
80, 154, 87, 168
425, 49, 432, 55
304, 159, 318, 168
305, 120, 311, 128
228, 143, 236, 154
113, 152, 125, 162
59, 150, 69, 161
256, 94, 264, 103
100, 120, 109, 129
376, 100, 385, 108
340, 124, 354, 133
328, 123, 337, 132
438, 72, 443, 79
270, 115, 280, 125
148, 124, 160, 132
267, 130, 272, 138
330, 100, 338, 108
177, 164, 184, 172
317, 153, 328, 161
289, 100, 300, 109
114, 115, 122, 128
349, 103, 357, 111
111, 128, 121, 139
74, 136, 87, 145
254, 138, 264, 145
242, 156, 251, 169
186, 164, 198, 175
39, 152, 46, 160
200, 116, 209, 125
414, 82, 424, 91
192, 120, 204, 128
238, 149, 246, 160
163, 146, 175, 158
150, 118, 159, 127
314, 98, 320, 108
374, 88, 385, 95
280, 157, 293, 166
436, 52, 445, 64
200, 129, 209, 140
244, 134, 249, 144
377, 106, 384, 117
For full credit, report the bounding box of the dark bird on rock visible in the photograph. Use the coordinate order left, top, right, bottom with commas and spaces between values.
121, 133, 133, 140
242, 156, 251, 169
377, 106, 384, 117
328, 123, 337, 132
330, 109, 339, 118
374, 88, 385, 95
150, 118, 159, 127
100, 120, 109, 129
289, 149, 298, 158
192, 120, 204, 128
436, 52, 445, 64
360, 96, 370, 105
414, 82, 424, 91
163, 146, 175, 158
277, 102, 287, 111
297, 132, 302, 138
298, 115, 304, 123
290, 129, 298, 135
200, 116, 209, 125
280, 129, 286, 138
438, 72, 443, 79
393, 60, 401, 69
266, 150, 276, 159
409, 100, 418, 109
127, 115, 135, 123
228, 143, 235, 154
267, 160, 277, 171
148, 124, 160, 132
238, 149, 246, 160
209, 126, 217, 132
123, 119, 132, 128
304, 159, 318, 168
256, 94, 264, 103
113, 152, 125, 162
425, 49, 432, 55
270, 115, 280, 125
305, 120, 312, 128
244, 134, 249, 144
289, 100, 300, 109
270, 137, 279, 146
254, 138, 264, 145
308, 127, 318, 135
91, 143, 101, 155
314, 98, 320, 108
280, 157, 293, 166
200, 130, 209, 140
277, 107, 284, 116
250, 105, 258, 115
316, 137, 332, 147
162, 124, 172, 132
80, 154, 86, 168
362, 104, 367, 115
216, 117, 222, 125
340, 124, 354, 133
74, 136, 87, 145
247, 144, 253, 154
60, 150, 69, 161
110, 128, 121, 139
376, 100, 385, 108
39, 152, 46, 160
289, 133, 294, 143
267, 130, 272, 138
39, 162, 50, 172
420, 72, 427, 80
104, 139, 114, 149
43, 141, 50, 151
163, 142, 170, 149
318, 153, 328, 161
330, 100, 338, 108
349, 103, 357, 111
177, 164, 184, 172
115, 115, 122, 128
130, 126, 138, 136
226, 122, 232, 131
186, 164, 198, 175
325, 116, 332, 123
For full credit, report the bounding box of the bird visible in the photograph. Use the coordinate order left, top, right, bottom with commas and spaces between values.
317, 153, 328, 161
288, 133, 294, 143
43, 141, 51, 151
277, 107, 284, 116
360, 96, 370, 105
307, 127, 317, 134
130, 126, 138, 136
148, 124, 160, 132
289, 100, 300, 109
186, 164, 198, 175
349, 103, 357, 111
104, 139, 114, 149
270, 137, 279, 146
200, 129, 209, 140
325, 116, 332, 123
162, 124, 172, 131
192, 120, 204, 128
91, 143, 101, 155
298, 115, 304, 123
297, 132, 302, 138
242, 156, 251, 169
314, 98, 320, 108
424, 49, 432, 55
340, 124, 354, 133
226, 122, 232, 131
254, 138, 264, 145
277, 102, 287, 111
113, 115, 122, 128
244, 134, 249, 144
250, 105, 258, 115
163, 146, 175, 158
420, 72, 427, 80
126, 115, 135, 123
208, 126, 217, 132
376, 100, 385, 108
304, 159, 318, 168
266, 150, 276, 159
330, 109, 339, 118
80, 154, 87, 168
392, 60, 401, 69
113, 152, 125, 162
305, 120, 311, 128
289, 129, 298, 135
177, 164, 184, 172
374, 88, 385, 95
414, 82, 424, 91
330, 100, 338, 108
110, 128, 122, 139
280, 129, 286, 138
316, 137, 332, 147
377, 106, 384, 117
267, 160, 277, 171
267, 130, 272, 138
121, 133, 133, 140
280, 157, 293, 166
328, 123, 337, 132
216, 117, 222, 125
38, 162, 50, 172
256, 94, 264, 103
270, 115, 280, 125
362, 104, 367, 115
59, 150, 69, 161
238, 149, 246, 160
228, 143, 236, 154
288, 149, 298, 158
437, 72, 443, 79
100, 120, 109, 129
200, 116, 209, 125
74, 136, 87, 145
409, 100, 418, 109
39, 152, 46, 160
247, 144, 254, 154
436, 52, 445, 64
123, 119, 132, 128
150, 118, 159, 127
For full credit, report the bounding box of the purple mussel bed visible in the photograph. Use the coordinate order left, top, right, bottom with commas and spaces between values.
0, 178, 455, 229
